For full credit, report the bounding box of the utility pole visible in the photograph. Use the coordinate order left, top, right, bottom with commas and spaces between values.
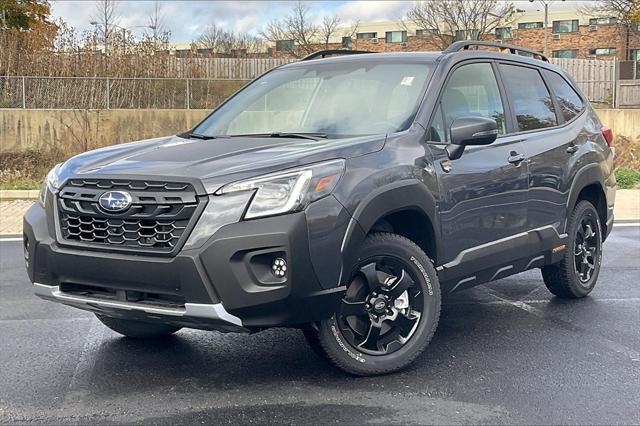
529, 0, 565, 57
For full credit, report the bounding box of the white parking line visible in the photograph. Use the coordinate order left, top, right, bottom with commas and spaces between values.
614, 222, 640, 227
0, 237, 23, 242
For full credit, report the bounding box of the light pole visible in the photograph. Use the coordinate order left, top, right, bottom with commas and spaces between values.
529, 0, 565, 57
90, 22, 156, 55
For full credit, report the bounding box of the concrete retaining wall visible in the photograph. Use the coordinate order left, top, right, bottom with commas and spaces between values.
0, 107, 638, 154
0, 109, 209, 153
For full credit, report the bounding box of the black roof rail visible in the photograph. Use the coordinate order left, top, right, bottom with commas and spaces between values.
301, 49, 373, 61
443, 41, 549, 62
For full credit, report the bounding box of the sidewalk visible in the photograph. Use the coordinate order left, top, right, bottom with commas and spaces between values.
1, 190, 639, 236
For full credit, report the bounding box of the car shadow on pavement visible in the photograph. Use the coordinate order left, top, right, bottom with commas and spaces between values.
69, 277, 558, 399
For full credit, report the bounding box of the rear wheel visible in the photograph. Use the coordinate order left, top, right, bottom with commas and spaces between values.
96, 314, 181, 339
541, 200, 603, 298
305, 232, 441, 376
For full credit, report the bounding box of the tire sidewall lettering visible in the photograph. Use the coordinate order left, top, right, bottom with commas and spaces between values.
331, 323, 365, 363
410, 255, 433, 296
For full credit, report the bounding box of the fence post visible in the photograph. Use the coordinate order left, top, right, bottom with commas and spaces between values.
21, 76, 26, 108
186, 78, 190, 110
106, 77, 110, 109
612, 60, 619, 109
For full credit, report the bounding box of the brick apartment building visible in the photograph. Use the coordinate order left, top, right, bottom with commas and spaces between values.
316, 9, 640, 62
170, 6, 639, 62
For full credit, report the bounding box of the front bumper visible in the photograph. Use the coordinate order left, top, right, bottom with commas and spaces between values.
33, 282, 246, 332
23, 195, 352, 331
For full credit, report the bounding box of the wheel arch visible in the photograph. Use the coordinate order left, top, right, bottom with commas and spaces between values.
341, 180, 440, 281
566, 164, 607, 235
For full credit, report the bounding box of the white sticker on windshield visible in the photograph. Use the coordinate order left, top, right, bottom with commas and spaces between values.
400, 76, 415, 86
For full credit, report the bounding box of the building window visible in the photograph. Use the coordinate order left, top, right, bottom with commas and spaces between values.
416, 28, 438, 36
454, 29, 480, 41
589, 17, 617, 25
552, 49, 579, 59
632, 49, 640, 61
356, 32, 377, 40
495, 27, 513, 39
589, 47, 616, 56
385, 31, 407, 43
518, 21, 544, 29
552, 20, 578, 33
275, 39, 294, 52
341, 37, 352, 49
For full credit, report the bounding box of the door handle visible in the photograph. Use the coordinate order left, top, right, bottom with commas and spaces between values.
508, 152, 525, 164
566, 145, 578, 154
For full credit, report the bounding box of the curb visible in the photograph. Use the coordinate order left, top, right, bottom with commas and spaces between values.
0, 190, 39, 201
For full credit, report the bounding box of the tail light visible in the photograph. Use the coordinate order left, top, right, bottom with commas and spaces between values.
601, 126, 613, 147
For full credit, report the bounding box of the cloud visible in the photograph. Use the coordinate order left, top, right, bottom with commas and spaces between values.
334, 1, 413, 24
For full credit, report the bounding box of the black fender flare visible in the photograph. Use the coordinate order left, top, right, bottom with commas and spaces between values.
339, 180, 440, 283
565, 163, 606, 232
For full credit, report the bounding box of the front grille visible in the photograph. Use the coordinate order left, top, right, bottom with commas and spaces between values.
57, 178, 204, 254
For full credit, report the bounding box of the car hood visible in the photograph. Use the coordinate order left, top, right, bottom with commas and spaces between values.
60, 134, 385, 194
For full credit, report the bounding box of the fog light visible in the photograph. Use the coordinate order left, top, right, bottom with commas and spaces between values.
272, 257, 287, 278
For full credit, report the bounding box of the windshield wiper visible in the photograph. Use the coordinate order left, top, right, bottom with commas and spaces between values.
181, 132, 217, 140
271, 132, 328, 140
224, 132, 328, 141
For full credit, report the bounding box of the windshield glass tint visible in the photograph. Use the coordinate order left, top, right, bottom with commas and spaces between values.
193, 61, 432, 137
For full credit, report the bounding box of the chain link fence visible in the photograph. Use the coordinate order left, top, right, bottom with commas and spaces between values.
0, 76, 246, 109
2, 58, 638, 109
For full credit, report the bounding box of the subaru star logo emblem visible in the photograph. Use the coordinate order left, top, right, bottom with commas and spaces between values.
98, 191, 132, 212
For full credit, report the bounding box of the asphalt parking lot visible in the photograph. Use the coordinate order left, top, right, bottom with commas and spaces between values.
1, 225, 639, 425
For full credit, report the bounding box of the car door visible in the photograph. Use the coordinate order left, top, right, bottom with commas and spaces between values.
499, 65, 586, 235
426, 61, 529, 285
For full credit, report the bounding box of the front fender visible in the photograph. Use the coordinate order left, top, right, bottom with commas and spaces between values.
339, 180, 440, 284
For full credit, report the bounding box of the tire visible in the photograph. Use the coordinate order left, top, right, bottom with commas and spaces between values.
541, 200, 603, 298
95, 314, 181, 339
305, 232, 441, 376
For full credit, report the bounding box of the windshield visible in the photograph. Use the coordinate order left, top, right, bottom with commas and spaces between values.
192, 60, 433, 138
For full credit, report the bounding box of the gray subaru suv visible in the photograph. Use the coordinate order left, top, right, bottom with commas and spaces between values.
24, 42, 616, 375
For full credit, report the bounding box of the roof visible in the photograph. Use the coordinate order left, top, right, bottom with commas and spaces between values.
280, 51, 444, 68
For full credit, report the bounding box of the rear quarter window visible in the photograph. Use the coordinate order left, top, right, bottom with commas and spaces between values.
543, 70, 584, 122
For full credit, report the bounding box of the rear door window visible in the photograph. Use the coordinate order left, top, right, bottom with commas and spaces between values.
499, 64, 557, 132
543, 70, 584, 122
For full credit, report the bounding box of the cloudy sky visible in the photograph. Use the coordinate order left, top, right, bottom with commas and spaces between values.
50, 0, 590, 43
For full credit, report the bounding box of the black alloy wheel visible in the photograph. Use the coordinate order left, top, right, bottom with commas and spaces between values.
304, 232, 441, 376
337, 258, 423, 355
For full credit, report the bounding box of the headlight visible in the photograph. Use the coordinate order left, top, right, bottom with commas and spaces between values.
39, 163, 62, 206
216, 159, 345, 219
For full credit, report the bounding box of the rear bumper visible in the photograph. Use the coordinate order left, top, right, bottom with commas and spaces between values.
23, 195, 351, 331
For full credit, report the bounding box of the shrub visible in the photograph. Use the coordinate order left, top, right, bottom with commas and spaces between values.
614, 136, 640, 170
0, 149, 63, 190
615, 167, 640, 189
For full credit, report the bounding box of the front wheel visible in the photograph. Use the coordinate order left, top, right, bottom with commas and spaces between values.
305, 232, 441, 376
541, 200, 603, 298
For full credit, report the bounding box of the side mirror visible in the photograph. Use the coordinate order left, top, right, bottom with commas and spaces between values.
446, 116, 498, 160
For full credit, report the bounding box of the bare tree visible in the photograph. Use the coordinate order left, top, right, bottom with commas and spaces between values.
197, 24, 229, 54
343, 19, 360, 39
92, 0, 120, 54
261, 1, 319, 58
145, 0, 170, 50
320, 15, 341, 49
403, 0, 515, 50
